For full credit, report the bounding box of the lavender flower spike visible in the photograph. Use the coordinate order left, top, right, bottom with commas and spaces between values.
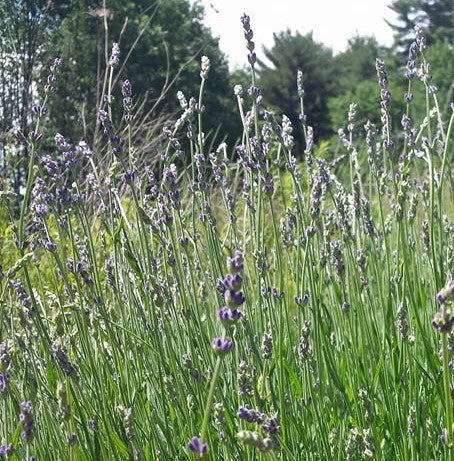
19, 401, 34, 442
200, 56, 210, 80
109, 42, 120, 67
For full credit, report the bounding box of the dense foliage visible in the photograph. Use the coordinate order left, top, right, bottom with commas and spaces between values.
0, 11, 454, 461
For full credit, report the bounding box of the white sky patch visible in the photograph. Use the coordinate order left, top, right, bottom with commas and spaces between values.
195, 0, 399, 69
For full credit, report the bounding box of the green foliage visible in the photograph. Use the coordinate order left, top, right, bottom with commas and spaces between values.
258, 31, 337, 147
334, 36, 386, 93
43, 0, 240, 145
387, 0, 454, 49
328, 80, 405, 133
1, 15, 454, 461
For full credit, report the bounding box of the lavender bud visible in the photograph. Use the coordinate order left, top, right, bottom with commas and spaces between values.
187, 436, 208, 456
200, 56, 210, 80
109, 42, 120, 68
211, 338, 233, 356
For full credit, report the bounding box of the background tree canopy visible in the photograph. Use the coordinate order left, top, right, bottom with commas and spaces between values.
44, 0, 239, 144
387, 0, 454, 49
258, 31, 336, 147
0, 0, 452, 192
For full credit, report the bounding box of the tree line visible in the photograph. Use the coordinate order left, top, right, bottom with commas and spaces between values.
0, 0, 453, 196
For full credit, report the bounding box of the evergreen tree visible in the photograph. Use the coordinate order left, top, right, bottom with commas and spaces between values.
387, 0, 454, 49
258, 31, 336, 149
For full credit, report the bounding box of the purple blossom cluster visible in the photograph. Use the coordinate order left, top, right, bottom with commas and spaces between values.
240, 14, 256, 65
187, 436, 208, 457
45, 57, 62, 93
432, 283, 454, 333
237, 406, 280, 435
19, 401, 34, 442
122, 79, 133, 122
0, 443, 14, 456
99, 110, 122, 156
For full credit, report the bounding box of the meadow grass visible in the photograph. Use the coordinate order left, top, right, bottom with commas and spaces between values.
0, 16, 454, 461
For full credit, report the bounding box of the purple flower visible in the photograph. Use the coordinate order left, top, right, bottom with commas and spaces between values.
123, 171, 135, 183
237, 406, 265, 424
108, 43, 120, 67
0, 341, 10, 368
262, 416, 280, 435
19, 401, 34, 442
0, 443, 14, 456
224, 289, 245, 307
50, 343, 79, 379
122, 79, 132, 98
437, 284, 454, 304
223, 274, 242, 292
211, 338, 233, 356
122, 80, 133, 121
241, 13, 256, 65
45, 57, 62, 93
187, 436, 208, 457
218, 307, 242, 327
11, 280, 34, 317
227, 250, 244, 274
45, 241, 57, 252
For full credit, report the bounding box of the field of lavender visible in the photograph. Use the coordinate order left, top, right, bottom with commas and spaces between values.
1, 14, 454, 461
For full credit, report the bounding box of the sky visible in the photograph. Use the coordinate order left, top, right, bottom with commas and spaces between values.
194, 0, 399, 69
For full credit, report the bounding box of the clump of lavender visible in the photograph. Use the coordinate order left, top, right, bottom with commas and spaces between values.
236, 430, 275, 452
375, 58, 393, 151
237, 360, 253, 396
211, 337, 233, 356
119, 405, 134, 440
237, 406, 280, 452
10, 279, 34, 319
217, 250, 245, 328
213, 403, 227, 442
50, 341, 79, 380
237, 406, 265, 424
122, 79, 133, 122
345, 427, 374, 460
99, 110, 122, 156
44, 57, 62, 94
358, 388, 374, 423
261, 331, 273, 359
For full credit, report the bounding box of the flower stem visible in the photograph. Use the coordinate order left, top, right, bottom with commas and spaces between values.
200, 356, 222, 442
442, 333, 453, 459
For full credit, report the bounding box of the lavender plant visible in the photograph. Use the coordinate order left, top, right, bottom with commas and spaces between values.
0, 17, 453, 461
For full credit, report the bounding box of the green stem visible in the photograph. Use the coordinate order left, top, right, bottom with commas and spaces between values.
442, 333, 453, 459
200, 356, 222, 442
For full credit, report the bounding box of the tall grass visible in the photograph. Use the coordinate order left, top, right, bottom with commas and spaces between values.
0, 16, 453, 461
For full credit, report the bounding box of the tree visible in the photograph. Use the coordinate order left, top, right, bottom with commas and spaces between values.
0, 0, 71, 199
335, 36, 386, 93
43, 0, 240, 149
387, 0, 454, 50
328, 36, 399, 134
258, 31, 336, 150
